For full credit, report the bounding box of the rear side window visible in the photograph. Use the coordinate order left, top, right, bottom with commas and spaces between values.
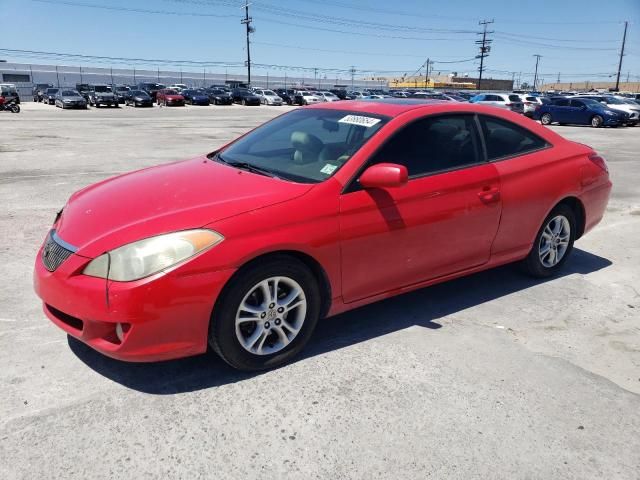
553, 98, 569, 106
508, 95, 521, 102
570, 99, 586, 107
367, 114, 481, 177
525, 96, 537, 102
479, 116, 548, 161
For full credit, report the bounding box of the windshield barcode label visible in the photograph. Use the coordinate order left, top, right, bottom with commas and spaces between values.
338, 115, 381, 128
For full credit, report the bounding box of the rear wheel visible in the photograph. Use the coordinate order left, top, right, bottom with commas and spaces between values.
209, 256, 321, 371
10, 104, 20, 113
242, 99, 247, 106
540, 113, 552, 125
591, 115, 604, 128
521, 204, 575, 278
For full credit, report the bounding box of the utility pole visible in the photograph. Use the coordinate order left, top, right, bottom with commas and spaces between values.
615, 20, 628, 92
350, 66, 356, 90
475, 19, 494, 89
557, 72, 561, 83
424, 58, 433, 88
133, 67, 136, 84
532, 54, 542, 92
314, 67, 318, 89
241, 0, 254, 86
55, 65, 60, 87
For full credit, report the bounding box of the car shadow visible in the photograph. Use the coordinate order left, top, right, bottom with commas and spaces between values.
68, 247, 612, 394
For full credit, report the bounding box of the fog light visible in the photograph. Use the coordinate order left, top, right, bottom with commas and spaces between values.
115, 322, 130, 342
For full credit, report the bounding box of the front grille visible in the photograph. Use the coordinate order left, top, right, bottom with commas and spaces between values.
41, 230, 75, 272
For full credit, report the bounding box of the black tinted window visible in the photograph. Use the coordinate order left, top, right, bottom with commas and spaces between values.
480, 116, 548, 160
367, 115, 480, 177
570, 99, 586, 107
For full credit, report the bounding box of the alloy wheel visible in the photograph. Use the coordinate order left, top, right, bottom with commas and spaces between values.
235, 276, 307, 356
538, 215, 571, 268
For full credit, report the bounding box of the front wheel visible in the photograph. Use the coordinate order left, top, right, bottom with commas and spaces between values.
540, 113, 552, 125
209, 256, 321, 371
521, 204, 575, 278
10, 104, 20, 113
591, 115, 604, 128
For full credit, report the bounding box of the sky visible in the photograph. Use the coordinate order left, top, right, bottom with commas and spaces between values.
2, 0, 640, 85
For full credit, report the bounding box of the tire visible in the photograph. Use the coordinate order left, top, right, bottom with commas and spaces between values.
591, 115, 603, 128
10, 104, 20, 113
242, 99, 246, 106
540, 113, 552, 125
521, 204, 576, 278
209, 255, 321, 371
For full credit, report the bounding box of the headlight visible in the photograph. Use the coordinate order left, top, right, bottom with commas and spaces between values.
83, 229, 223, 281
603, 109, 616, 115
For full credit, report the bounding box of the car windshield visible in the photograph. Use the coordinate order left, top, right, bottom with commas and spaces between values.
580, 99, 599, 105
62, 90, 79, 96
165, 90, 179, 95
213, 109, 389, 183
93, 86, 110, 92
132, 91, 149, 97
46, 88, 59, 94
264, 90, 276, 95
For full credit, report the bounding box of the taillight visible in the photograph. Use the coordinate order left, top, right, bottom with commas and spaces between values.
589, 153, 608, 173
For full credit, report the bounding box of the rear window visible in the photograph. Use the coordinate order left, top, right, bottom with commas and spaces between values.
480, 115, 548, 161
508, 95, 521, 102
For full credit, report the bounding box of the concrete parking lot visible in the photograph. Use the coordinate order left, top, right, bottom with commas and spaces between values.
1, 102, 639, 479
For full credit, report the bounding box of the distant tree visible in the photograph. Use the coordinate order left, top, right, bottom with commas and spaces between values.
520, 81, 531, 90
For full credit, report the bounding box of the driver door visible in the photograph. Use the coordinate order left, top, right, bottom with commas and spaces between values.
339, 114, 502, 303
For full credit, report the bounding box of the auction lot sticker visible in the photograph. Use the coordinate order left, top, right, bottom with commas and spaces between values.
338, 115, 381, 128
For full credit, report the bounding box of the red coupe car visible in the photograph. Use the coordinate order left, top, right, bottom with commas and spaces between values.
156, 88, 185, 106
34, 100, 611, 370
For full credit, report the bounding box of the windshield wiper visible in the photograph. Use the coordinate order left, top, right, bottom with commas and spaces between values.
215, 154, 280, 179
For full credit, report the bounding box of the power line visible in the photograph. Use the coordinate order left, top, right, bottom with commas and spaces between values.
32, 0, 237, 17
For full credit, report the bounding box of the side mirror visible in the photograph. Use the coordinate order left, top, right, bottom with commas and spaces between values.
359, 163, 408, 189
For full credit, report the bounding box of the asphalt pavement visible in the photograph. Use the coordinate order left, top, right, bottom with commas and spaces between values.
1, 102, 638, 479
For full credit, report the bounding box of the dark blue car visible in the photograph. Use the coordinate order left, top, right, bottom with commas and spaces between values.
534, 97, 627, 127
181, 89, 211, 106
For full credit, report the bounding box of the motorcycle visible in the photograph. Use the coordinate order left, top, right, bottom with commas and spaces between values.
0, 96, 21, 113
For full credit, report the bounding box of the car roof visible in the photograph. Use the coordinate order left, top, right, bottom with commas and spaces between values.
305, 98, 452, 116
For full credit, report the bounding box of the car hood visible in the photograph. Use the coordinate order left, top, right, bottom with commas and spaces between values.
56, 156, 313, 257
63, 96, 85, 101
95, 92, 114, 97
133, 96, 151, 101
165, 95, 184, 100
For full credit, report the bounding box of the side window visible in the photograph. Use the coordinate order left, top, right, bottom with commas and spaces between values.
479, 116, 548, 160
492, 95, 505, 102
366, 115, 481, 178
570, 99, 585, 108
554, 98, 569, 107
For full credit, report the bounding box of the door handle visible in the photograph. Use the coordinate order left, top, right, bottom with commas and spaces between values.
478, 186, 501, 204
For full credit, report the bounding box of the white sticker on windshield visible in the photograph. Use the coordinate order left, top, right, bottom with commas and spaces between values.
338, 115, 381, 128
320, 163, 338, 175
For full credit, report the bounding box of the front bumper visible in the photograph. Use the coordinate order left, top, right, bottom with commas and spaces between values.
34, 243, 236, 362
165, 99, 185, 106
